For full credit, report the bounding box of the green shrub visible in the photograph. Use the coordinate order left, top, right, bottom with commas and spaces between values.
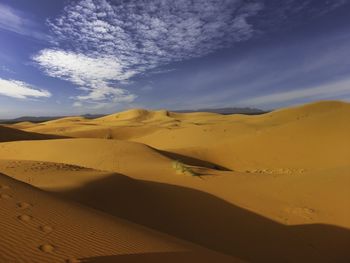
172, 160, 198, 176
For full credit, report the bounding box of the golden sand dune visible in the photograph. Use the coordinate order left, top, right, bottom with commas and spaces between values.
0, 138, 175, 180
0, 159, 349, 262
11, 121, 37, 129
22, 108, 223, 140
1, 100, 349, 262
16, 101, 350, 171
188, 101, 350, 171
96, 108, 172, 122
43, 116, 88, 124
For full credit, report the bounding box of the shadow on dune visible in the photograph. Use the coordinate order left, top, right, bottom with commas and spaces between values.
0, 125, 68, 142
58, 173, 350, 262
80, 251, 237, 263
158, 150, 231, 171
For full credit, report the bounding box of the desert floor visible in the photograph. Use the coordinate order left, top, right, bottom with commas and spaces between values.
0, 100, 349, 262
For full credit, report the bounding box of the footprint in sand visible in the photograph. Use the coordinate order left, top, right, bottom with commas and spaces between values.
17, 202, 32, 209
0, 193, 12, 199
39, 225, 53, 233
39, 244, 55, 253
18, 214, 32, 222
2, 185, 59, 257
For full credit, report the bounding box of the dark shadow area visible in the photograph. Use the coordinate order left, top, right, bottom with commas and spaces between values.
174, 107, 269, 115
80, 251, 238, 263
158, 149, 231, 171
0, 125, 68, 142
58, 173, 350, 262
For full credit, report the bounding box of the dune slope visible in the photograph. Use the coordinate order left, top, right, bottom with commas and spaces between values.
0, 138, 175, 181
0, 172, 237, 262
0, 159, 349, 262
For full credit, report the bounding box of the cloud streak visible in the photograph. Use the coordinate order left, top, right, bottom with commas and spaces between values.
240, 79, 350, 106
0, 78, 51, 99
0, 3, 46, 40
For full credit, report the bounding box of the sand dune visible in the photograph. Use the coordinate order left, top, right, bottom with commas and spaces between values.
195, 100, 350, 171
20, 101, 350, 160
11, 121, 37, 129
0, 172, 236, 262
0, 139, 175, 181
0, 159, 349, 262
1, 100, 349, 262
22, 107, 224, 140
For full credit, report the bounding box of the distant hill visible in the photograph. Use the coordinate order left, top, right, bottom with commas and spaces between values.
0, 108, 267, 124
0, 114, 106, 124
175, 107, 268, 115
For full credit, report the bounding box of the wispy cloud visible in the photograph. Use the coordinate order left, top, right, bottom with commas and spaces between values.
48, 0, 263, 64
0, 3, 46, 40
0, 65, 14, 74
33, 0, 348, 108
0, 78, 51, 99
34, 0, 263, 107
240, 78, 350, 106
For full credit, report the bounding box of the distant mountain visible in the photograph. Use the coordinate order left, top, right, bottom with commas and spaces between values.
0, 114, 106, 124
0, 116, 62, 124
175, 107, 268, 115
81, 114, 106, 119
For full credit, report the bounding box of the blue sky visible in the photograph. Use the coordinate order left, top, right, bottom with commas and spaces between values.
0, 0, 350, 118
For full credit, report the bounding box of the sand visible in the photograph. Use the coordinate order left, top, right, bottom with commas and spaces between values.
0, 172, 235, 262
0, 100, 349, 262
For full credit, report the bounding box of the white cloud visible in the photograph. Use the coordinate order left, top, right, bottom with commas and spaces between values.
0, 78, 51, 99
33, 49, 136, 105
240, 78, 350, 106
0, 3, 46, 40
73, 101, 83, 107
34, 49, 134, 85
